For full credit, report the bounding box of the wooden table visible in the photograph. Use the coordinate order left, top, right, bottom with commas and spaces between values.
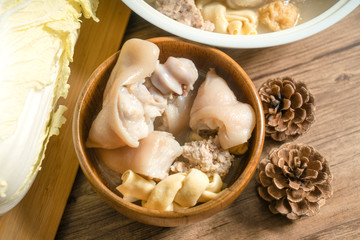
56, 6, 360, 240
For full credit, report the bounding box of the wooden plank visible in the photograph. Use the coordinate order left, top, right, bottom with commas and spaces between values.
0, 1, 130, 239
56, 6, 360, 240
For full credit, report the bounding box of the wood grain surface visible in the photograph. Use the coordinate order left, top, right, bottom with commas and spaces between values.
0, 1, 130, 239
56, 5, 360, 240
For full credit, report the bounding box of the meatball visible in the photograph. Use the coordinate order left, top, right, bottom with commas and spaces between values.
156, 0, 215, 31
258, 1, 300, 31
171, 137, 234, 177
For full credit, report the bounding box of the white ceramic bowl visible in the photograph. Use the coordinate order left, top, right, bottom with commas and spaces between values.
122, 0, 359, 48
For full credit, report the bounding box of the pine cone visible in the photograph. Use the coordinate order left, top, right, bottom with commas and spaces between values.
256, 143, 333, 220
259, 77, 315, 141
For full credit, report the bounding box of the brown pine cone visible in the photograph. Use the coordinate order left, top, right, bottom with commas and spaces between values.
259, 77, 315, 141
255, 143, 333, 220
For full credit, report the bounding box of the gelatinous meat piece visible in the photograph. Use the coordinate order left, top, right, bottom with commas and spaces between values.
190, 69, 256, 149
151, 57, 198, 95
103, 38, 160, 95
96, 131, 183, 180
155, 90, 196, 138
86, 39, 166, 149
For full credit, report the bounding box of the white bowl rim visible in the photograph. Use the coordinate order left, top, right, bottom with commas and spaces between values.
122, 0, 359, 49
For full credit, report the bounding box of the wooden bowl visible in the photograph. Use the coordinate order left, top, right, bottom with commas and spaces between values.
73, 37, 265, 227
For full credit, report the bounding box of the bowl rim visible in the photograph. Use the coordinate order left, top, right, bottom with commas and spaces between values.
73, 37, 265, 221
122, 0, 359, 49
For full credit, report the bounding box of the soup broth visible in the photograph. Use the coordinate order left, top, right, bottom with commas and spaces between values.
147, 0, 340, 34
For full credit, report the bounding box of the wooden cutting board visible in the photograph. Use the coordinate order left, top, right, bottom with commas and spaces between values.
0, 1, 130, 239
